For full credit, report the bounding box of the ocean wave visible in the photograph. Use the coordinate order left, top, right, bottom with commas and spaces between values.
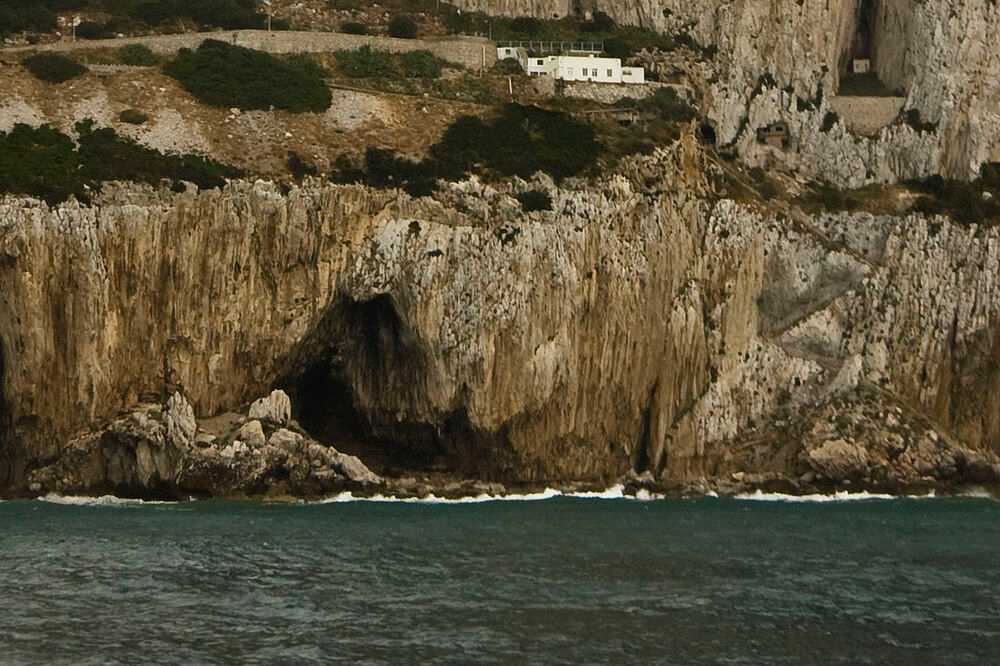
39, 494, 179, 507
734, 489, 897, 503
317, 484, 665, 504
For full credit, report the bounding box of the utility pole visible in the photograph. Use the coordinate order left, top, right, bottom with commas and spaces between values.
262, 0, 273, 32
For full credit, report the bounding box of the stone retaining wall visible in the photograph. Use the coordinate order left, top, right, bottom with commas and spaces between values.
828, 96, 906, 137
1, 30, 497, 70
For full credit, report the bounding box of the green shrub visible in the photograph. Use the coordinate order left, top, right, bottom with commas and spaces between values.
164, 40, 331, 112
516, 190, 552, 212
341, 21, 367, 35
400, 50, 442, 79
335, 45, 395, 78
119, 109, 149, 125
432, 104, 602, 182
0, 121, 240, 204
508, 17, 543, 36
76, 119, 240, 192
118, 44, 159, 66
0, 124, 86, 204
388, 14, 418, 39
0, 2, 57, 37
128, 0, 264, 30
905, 174, 1000, 226
493, 58, 522, 75
23, 53, 87, 83
287, 151, 318, 181
75, 20, 112, 39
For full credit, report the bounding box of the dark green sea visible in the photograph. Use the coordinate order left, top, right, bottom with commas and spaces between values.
1, 491, 998, 665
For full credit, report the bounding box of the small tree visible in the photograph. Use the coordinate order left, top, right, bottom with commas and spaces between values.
388, 15, 418, 39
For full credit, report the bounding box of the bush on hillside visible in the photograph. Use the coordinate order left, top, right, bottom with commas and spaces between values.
335, 45, 395, 78
0, 2, 58, 37
516, 190, 552, 212
0, 124, 87, 204
129, 0, 264, 30
118, 43, 159, 66
0, 121, 240, 204
287, 152, 318, 181
388, 14, 418, 39
341, 21, 367, 35
76, 119, 240, 191
164, 40, 332, 112
400, 50, 442, 79
432, 104, 602, 182
74, 20, 110, 39
23, 54, 87, 83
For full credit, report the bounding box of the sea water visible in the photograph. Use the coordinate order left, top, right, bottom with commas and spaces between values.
1, 493, 998, 664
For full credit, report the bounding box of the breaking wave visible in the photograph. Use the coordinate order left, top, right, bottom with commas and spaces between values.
734, 490, 898, 503
317, 484, 665, 504
39, 494, 179, 507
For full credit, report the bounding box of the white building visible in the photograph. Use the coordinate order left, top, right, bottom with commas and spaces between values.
497, 49, 645, 84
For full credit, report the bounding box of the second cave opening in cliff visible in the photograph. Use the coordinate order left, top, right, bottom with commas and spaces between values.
837, 0, 897, 97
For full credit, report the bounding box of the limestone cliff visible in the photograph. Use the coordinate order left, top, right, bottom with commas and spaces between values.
452, 0, 1000, 186
1, 136, 997, 496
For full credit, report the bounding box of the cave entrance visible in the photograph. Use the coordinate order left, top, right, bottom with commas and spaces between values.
283, 295, 449, 477
837, 0, 895, 96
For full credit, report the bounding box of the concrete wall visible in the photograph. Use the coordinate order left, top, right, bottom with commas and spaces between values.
829, 95, 906, 136
562, 81, 664, 104
1, 30, 497, 70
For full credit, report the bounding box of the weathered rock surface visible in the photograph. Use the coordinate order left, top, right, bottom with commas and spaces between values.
23, 391, 381, 497
454, 0, 1000, 185
0, 131, 997, 497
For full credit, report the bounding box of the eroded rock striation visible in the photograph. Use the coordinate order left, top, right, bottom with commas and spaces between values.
1, 135, 997, 497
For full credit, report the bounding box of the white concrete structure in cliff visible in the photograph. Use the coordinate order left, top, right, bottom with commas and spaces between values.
496, 48, 644, 84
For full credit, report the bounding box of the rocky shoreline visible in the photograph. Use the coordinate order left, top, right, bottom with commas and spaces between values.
8, 388, 996, 503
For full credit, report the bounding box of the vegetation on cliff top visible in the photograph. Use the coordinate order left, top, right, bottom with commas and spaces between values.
164, 40, 332, 112
332, 103, 601, 196
0, 0, 273, 38
0, 121, 241, 204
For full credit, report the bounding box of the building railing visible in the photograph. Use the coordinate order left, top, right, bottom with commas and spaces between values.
496, 40, 603, 54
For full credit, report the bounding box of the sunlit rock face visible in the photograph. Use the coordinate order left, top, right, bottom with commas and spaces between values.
1, 134, 998, 493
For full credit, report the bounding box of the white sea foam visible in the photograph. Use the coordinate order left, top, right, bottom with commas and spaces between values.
317, 484, 664, 504
734, 489, 897, 503
39, 494, 178, 507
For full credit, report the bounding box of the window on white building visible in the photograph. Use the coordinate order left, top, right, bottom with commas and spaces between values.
591, 68, 598, 77
607, 69, 613, 77
537, 59, 544, 65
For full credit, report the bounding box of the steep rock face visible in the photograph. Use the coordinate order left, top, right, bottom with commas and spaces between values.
453, 0, 1000, 185
1, 137, 998, 493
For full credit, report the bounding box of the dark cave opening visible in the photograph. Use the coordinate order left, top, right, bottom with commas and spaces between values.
854, 0, 876, 62
698, 123, 717, 147
284, 295, 448, 477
